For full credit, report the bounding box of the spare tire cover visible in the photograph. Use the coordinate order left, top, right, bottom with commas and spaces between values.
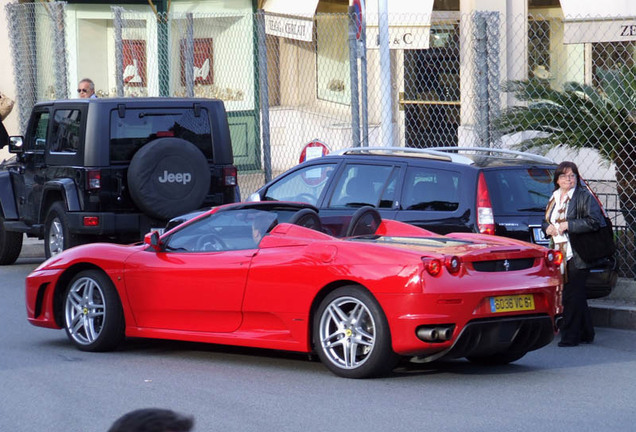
127, 138, 211, 220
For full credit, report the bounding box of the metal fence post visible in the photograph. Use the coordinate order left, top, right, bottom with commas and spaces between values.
185, 13, 195, 98
52, 2, 68, 99
473, 13, 489, 147
6, 3, 38, 133
473, 11, 500, 148
113, 7, 124, 97
486, 12, 501, 147
257, 10, 272, 183
348, 6, 361, 148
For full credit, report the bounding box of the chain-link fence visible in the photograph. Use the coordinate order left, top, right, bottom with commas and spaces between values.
5, 3, 635, 278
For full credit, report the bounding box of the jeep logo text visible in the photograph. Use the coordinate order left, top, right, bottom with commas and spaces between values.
158, 170, 192, 185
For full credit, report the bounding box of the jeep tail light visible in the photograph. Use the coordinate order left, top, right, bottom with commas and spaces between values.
86, 169, 101, 190
476, 172, 495, 235
423, 258, 442, 276
545, 249, 564, 268
223, 166, 237, 187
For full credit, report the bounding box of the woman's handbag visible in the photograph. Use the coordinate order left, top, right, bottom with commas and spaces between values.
568, 216, 616, 263
0, 92, 15, 121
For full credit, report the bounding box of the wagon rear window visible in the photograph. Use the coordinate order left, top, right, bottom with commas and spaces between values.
109, 108, 212, 162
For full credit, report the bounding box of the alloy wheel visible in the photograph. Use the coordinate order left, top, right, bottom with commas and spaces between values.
318, 295, 376, 370
64, 276, 106, 345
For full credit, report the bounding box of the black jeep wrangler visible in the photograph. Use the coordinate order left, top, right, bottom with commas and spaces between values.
0, 97, 238, 263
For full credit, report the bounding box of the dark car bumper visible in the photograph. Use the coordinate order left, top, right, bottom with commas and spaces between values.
67, 212, 164, 239
445, 314, 556, 359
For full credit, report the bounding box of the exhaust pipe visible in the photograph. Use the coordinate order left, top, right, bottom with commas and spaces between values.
417, 325, 455, 343
416, 327, 439, 342
435, 326, 453, 341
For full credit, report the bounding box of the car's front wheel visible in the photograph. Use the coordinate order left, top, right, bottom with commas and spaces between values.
313, 286, 398, 378
63, 269, 125, 352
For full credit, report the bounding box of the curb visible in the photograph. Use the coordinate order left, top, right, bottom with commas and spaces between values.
589, 300, 636, 331
588, 277, 636, 331
20, 236, 45, 259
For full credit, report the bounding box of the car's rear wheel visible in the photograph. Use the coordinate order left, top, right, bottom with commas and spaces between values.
313, 286, 398, 378
63, 269, 125, 352
44, 202, 80, 259
466, 350, 528, 365
0, 215, 23, 265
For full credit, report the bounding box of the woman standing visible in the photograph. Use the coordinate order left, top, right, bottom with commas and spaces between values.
543, 161, 605, 347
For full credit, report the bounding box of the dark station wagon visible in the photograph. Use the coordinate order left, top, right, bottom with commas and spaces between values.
248, 146, 616, 298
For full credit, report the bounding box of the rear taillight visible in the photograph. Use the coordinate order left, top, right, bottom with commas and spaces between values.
476, 172, 495, 235
445, 255, 462, 274
545, 249, 564, 268
223, 166, 237, 187
86, 169, 101, 190
423, 256, 462, 276
423, 258, 442, 276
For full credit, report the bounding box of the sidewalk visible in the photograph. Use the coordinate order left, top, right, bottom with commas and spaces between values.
18, 236, 636, 330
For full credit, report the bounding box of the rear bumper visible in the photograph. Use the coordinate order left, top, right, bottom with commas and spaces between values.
443, 314, 555, 359
66, 212, 163, 238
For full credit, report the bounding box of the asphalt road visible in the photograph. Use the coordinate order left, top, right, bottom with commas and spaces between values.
1, 252, 635, 432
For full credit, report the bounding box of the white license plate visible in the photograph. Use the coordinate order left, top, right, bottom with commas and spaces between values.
532, 227, 549, 245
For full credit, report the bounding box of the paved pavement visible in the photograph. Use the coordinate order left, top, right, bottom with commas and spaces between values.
18, 235, 636, 330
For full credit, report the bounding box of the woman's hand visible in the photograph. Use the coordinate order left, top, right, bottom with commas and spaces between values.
546, 222, 568, 237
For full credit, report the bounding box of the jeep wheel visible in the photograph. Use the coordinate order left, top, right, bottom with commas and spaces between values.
45, 202, 79, 259
127, 137, 211, 220
0, 215, 23, 265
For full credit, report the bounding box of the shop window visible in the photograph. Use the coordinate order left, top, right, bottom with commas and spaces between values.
316, 13, 350, 105
528, 20, 551, 79
592, 42, 636, 87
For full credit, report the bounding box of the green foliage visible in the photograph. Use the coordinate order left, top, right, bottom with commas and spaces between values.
496, 72, 636, 163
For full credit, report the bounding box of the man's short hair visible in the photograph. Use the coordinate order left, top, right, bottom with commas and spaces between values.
107, 408, 194, 432
78, 78, 95, 91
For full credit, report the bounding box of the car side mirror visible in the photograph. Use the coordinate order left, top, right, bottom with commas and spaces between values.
8, 136, 24, 154
247, 192, 261, 202
144, 231, 163, 252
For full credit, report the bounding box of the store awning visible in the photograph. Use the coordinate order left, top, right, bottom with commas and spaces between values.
366, 0, 434, 50
262, 0, 319, 42
560, 0, 636, 44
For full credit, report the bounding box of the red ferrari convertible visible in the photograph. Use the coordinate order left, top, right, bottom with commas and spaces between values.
26, 202, 563, 378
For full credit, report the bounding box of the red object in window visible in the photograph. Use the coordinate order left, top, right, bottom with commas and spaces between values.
156, 131, 175, 137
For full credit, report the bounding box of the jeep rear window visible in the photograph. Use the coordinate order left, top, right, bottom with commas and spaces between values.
484, 168, 554, 214
109, 108, 212, 162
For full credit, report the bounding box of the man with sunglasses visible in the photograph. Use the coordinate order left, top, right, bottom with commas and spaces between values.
77, 78, 97, 98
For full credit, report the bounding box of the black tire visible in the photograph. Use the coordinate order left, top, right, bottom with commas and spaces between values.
127, 138, 211, 220
44, 202, 80, 259
0, 215, 23, 265
313, 286, 399, 378
466, 350, 528, 365
63, 269, 125, 352
345, 206, 381, 237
